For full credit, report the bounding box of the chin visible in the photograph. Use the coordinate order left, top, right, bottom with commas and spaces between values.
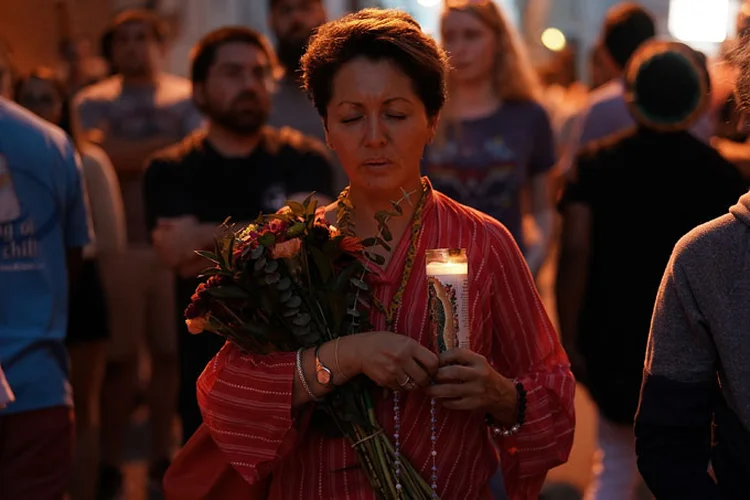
352, 167, 417, 195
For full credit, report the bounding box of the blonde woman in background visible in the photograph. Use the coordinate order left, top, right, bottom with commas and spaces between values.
423, 0, 556, 277
16, 67, 126, 500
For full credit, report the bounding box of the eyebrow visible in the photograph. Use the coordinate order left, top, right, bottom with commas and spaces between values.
336, 97, 413, 107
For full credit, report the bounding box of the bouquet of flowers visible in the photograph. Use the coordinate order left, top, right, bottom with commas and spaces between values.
184, 194, 436, 499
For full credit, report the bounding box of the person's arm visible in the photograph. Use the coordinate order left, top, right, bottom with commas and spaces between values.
635, 249, 721, 499
486, 224, 576, 498
523, 106, 557, 276
198, 331, 439, 485
80, 148, 126, 255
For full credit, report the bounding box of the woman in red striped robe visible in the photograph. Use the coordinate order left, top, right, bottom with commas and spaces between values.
195, 7, 575, 499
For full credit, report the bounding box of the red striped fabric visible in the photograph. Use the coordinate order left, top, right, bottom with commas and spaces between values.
197, 186, 575, 499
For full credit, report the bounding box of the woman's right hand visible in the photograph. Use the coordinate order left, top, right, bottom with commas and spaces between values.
340, 332, 439, 391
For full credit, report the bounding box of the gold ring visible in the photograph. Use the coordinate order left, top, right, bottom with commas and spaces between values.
398, 375, 413, 388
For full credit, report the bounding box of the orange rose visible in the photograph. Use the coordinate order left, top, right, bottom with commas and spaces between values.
340, 236, 364, 253
271, 238, 302, 259
186, 316, 209, 334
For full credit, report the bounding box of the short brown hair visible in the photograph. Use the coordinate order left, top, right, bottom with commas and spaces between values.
300, 8, 448, 120
110, 9, 166, 44
190, 26, 279, 85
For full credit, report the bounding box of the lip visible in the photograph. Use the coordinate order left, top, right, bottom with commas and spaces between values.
362, 158, 393, 167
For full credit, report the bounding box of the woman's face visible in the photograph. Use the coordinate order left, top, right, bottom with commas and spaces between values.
17, 77, 63, 125
441, 9, 496, 85
325, 57, 436, 196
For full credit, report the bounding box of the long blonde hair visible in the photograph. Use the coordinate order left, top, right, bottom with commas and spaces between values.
442, 0, 542, 103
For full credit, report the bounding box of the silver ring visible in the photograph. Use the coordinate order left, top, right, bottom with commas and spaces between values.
398, 375, 413, 388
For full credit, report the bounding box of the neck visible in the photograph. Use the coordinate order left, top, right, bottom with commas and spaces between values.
121, 71, 158, 87
347, 176, 424, 235
206, 122, 263, 157
449, 78, 500, 119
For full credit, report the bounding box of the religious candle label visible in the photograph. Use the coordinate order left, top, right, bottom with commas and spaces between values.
426, 250, 470, 352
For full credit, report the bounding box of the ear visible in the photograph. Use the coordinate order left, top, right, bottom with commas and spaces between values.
427, 113, 440, 143
192, 83, 207, 111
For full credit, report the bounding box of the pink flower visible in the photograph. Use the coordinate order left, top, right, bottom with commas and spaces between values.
271, 238, 302, 259
268, 219, 287, 235
186, 316, 209, 334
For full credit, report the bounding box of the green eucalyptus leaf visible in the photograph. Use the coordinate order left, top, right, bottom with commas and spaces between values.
361, 237, 378, 248
378, 223, 393, 242
286, 296, 302, 309
254, 257, 267, 272
250, 245, 265, 259
279, 288, 293, 303
350, 278, 369, 291
333, 265, 357, 292
365, 251, 386, 266
376, 237, 391, 251
292, 313, 312, 326
276, 277, 291, 291
283, 308, 300, 318
264, 273, 280, 285
390, 200, 404, 215
346, 307, 361, 318
264, 260, 279, 273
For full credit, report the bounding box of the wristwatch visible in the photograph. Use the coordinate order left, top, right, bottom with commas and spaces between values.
314, 346, 334, 387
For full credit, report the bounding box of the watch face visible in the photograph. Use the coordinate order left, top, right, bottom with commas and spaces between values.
317, 367, 332, 385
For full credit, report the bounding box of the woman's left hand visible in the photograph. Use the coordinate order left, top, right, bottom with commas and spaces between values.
425, 349, 518, 425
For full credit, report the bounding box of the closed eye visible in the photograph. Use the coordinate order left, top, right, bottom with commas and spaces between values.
341, 116, 362, 124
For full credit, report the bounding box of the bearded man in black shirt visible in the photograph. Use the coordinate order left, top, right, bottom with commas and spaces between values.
144, 27, 335, 444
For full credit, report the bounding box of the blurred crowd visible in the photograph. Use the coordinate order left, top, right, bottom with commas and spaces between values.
1, 0, 750, 499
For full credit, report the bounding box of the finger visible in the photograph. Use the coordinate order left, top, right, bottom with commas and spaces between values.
410, 344, 440, 377
425, 383, 472, 400
402, 358, 433, 389
438, 397, 475, 411
393, 372, 415, 392
434, 365, 475, 384
438, 348, 476, 367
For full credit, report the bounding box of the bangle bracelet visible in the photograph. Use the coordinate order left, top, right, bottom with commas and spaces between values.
296, 348, 322, 402
334, 337, 350, 381
487, 379, 527, 437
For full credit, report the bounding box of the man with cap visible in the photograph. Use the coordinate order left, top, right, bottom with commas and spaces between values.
556, 40, 747, 500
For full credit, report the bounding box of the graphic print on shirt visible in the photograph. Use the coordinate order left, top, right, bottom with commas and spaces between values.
260, 184, 289, 213
424, 135, 521, 220
0, 157, 57, 272
0, 155, 21, 223
109, 97, 182, 141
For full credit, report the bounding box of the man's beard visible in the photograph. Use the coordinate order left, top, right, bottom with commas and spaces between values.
277, 35, 310, 76
204, 94, 269, 134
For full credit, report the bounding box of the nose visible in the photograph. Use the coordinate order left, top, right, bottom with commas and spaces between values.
363, 115, 387, 149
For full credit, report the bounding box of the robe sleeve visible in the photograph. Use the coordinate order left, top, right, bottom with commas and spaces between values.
196, 342, 310, 485
485, 224, 576, 499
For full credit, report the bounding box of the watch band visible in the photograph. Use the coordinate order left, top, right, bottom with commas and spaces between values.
314, 346, 334, 387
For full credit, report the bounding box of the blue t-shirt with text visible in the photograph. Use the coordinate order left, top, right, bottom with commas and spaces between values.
0, 98, 90, 414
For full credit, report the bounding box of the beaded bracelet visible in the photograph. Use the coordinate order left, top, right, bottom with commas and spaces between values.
486, 380, 527, 437
296, 348, 323, 402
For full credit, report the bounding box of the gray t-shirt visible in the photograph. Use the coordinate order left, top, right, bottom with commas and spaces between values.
73, 73, 203, 244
